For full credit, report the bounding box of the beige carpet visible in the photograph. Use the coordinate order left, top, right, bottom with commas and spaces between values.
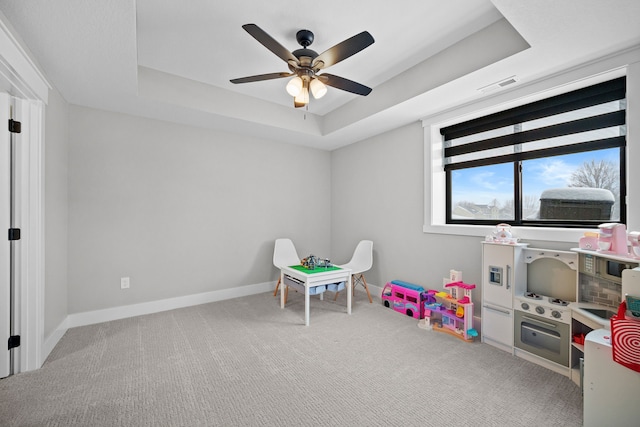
0, 291, 583, 426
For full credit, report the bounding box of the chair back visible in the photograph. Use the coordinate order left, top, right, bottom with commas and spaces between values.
273, 238, 301, 269
343, 240, 373, 274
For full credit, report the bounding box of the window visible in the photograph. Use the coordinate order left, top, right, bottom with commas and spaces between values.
441, 77, 626, 228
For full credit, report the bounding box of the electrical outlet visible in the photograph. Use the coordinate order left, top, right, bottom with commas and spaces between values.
120, 277, 130, 289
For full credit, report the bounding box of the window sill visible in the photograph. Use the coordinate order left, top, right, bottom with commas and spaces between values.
423, 223, 595, 244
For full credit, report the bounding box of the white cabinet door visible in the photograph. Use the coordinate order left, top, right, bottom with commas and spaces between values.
482, 304, 513, 350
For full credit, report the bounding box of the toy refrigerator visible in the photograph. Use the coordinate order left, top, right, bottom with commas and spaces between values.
481, 242, 527, 353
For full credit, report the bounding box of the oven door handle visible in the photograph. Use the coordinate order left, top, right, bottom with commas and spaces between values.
521, 315, 558, 329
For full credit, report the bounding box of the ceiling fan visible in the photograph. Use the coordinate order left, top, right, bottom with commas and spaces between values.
230, 24, 374, 108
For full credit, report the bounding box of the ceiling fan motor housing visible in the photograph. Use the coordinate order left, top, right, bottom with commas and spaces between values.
292, 49, 318, 66
296, 29, 314, 47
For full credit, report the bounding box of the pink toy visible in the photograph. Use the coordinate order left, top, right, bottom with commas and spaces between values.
421, 271, 478, 341
381, 280, 427, 319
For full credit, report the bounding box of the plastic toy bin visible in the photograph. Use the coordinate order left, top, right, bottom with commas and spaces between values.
326, 282, 345, 292
283, 275, 327, 295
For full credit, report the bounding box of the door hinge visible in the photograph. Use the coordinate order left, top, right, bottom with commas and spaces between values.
8, 119, 21, 134
8, 335, 20, 350
8, 228, 20, 241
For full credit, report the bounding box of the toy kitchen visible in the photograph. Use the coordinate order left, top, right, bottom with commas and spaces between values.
482, 240, 579, 377
481, 222, 640, 426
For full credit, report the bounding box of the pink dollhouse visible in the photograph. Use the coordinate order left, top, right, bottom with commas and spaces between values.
421, 270, 478, 342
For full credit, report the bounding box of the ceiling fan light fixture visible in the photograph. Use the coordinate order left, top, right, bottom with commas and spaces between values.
294, 86, 309, 106
310, 78, 327, 99
286, 76, 303, 96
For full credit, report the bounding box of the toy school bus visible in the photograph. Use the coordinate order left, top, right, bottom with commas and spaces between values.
381, 280, 426, 319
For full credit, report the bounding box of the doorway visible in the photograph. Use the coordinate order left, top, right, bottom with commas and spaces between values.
0, 12, 51, 374
0, 91, 45, 376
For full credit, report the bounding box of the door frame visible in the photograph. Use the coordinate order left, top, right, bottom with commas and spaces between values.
0, 12, 50, 372
0, 93, 10, 377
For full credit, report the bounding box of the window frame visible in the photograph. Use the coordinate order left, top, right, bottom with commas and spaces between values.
441, 77, 626, 229
423, 57, 640, 243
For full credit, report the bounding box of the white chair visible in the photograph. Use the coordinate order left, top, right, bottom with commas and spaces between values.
273, 238, 301, 304
334, 240, 373, 303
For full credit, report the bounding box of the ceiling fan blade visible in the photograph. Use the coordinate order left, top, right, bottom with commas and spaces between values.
230, 72, 293, 84
242, 24, 298, 64
313, 31, 374, 69
318, 73, 372, 96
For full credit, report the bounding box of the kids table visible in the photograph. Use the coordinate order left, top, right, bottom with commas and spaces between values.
280, 265, 352, 326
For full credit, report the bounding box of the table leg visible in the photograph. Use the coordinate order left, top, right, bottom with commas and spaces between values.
280, 271, 285, 309
347, 274, 352, 315
305, 283, 310, 326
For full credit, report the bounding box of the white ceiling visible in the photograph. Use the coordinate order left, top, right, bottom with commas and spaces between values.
0, 0, 639, 150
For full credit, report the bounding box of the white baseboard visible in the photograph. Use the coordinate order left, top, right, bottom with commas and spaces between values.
42, 317, 69, 363
66, 281, 275, 329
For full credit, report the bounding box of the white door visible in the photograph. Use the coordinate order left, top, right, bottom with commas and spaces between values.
0, 92, 10, 378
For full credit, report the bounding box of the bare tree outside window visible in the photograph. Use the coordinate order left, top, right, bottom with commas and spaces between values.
569, 159, 618, 192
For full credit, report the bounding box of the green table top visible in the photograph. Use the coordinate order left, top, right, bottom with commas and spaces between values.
288, 264, 343, 274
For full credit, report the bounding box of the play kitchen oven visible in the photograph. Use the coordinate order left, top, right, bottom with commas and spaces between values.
513, 249, 578, 373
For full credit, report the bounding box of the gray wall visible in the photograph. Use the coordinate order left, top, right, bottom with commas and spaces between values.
44, 87, 69, 337
67, 106, 331, 314
330, 122, 485, 304
330, 121, 577, 308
